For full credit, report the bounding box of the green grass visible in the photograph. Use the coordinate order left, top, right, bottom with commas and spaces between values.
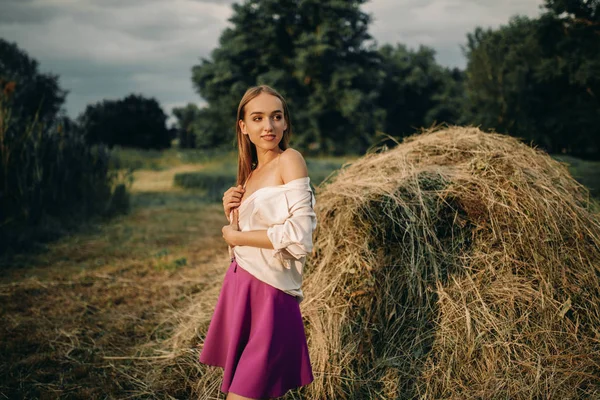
552, 154, 600, 198
306, 156, 357, 186
174, 170, 237, 202
172, 155, 355, 202
109, 146, 235, 171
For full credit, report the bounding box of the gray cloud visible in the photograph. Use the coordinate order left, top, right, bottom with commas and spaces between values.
0, 0, 232, 120
363, 0, 544, 67
0, 0, 545, 121
191, 0, 237, 3
0, 0, 62, 24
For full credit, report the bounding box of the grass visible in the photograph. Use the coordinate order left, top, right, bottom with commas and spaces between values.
109, 145, 234, 171
114, 146, 599, 199
0, 144, 596, 398
552, 154, 600, 198
0, 164, 230, 399
0, 147, 356, 398
172, 154, 357, 202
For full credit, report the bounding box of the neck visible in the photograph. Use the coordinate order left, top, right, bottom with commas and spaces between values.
255, 147, 282, 170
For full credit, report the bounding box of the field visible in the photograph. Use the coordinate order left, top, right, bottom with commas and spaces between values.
0, 147, 597, 398
0, 162, 226, 398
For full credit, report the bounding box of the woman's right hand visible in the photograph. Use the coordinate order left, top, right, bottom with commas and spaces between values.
223, 185, 245, 219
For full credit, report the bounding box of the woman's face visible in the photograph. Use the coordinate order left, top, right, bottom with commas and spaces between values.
239, 92, 287, 151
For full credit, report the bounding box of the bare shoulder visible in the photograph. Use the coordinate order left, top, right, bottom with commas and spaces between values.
279, 148, 308, 184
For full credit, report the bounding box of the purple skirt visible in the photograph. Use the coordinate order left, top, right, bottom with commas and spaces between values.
199, 259, 314, 398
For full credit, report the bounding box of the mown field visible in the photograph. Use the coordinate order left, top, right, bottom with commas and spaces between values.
0, 147, 597, 399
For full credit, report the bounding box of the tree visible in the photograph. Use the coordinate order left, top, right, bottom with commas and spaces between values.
0, 39, 66, 136
463, 18, 542, 140
191, 0, 383, 155
536, 0, 600, 156
376, 44, 464, 138
463, 0, 600, 158
172, 103, 200, 148
78, 94, 172, 149
0, 41, 124, 252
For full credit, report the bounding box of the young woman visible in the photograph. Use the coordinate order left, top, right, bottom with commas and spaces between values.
199, 85, 316, 400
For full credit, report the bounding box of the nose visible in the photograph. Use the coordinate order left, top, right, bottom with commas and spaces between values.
264, 118, 273, 132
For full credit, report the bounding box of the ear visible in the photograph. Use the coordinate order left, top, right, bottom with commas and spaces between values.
239, 119, 248, 135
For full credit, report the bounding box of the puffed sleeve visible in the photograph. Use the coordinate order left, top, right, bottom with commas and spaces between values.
265, 187, 317, 266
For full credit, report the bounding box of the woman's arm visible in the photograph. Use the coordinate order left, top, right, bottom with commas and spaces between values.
225, 229, 273, 249
222, 185, 245, 219
222, 148, 311, 250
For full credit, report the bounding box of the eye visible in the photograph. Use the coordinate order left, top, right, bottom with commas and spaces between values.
273, 114, 283, 120
253, 117, 262, 121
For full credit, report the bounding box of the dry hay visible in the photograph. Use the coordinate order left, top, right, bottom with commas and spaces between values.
104, 256, 230, 399
118, 126, 600, 399
301, 126, 600, 399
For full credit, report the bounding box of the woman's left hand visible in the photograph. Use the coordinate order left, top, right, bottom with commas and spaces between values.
222, 208, 240, 247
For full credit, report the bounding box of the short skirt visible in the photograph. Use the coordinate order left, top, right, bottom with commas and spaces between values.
198, 259, 314, 398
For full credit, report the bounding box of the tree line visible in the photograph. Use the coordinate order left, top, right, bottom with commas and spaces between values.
176, 0, 599, 158
1, 0, 598, 159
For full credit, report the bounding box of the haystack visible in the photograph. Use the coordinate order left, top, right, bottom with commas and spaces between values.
301, 126, 600, 399
118, 126, 600, 399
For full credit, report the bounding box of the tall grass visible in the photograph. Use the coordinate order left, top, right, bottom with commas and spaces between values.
0, 80, 129, 255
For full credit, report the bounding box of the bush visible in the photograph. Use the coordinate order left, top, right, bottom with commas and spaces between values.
0, 81, 129, 255
78, 94, 172, 150
174, 170, 236, 202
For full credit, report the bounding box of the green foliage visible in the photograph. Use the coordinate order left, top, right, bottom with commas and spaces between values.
0, 106, 124, 253
553, 154, 600, 198
0, 39, 67, 134
172, 103, 200, 148
192, 0, 383, 155
463, 0, 600, 158
463, 17, 539, 135
376, 44, 465, 138
305, 157, 350, 186
174, 168, 236, 203
105, 182, 131, 216
190, 0, 467, 155
544, 0, 599, 20
0, 42, 129, 255
78, 94, 173, 150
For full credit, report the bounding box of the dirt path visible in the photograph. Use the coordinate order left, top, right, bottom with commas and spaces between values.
0, 165, 229, 399
130, 163, 206, 193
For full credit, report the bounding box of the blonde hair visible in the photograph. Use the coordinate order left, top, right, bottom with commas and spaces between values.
236, 85, 292, 186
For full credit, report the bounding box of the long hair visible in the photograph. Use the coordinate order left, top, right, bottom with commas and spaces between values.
236, 85, 292, 186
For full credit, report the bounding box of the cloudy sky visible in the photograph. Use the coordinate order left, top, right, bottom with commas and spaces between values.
1, 0, 545, 122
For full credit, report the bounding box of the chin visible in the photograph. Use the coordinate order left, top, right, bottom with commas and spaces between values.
253, 138, 282, 150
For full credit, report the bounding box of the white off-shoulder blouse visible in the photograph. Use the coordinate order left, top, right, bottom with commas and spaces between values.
231, 176, 317, 303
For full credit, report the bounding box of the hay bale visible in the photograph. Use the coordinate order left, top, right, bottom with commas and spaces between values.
301, 126, 600, 399
119, 126, 600, 399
